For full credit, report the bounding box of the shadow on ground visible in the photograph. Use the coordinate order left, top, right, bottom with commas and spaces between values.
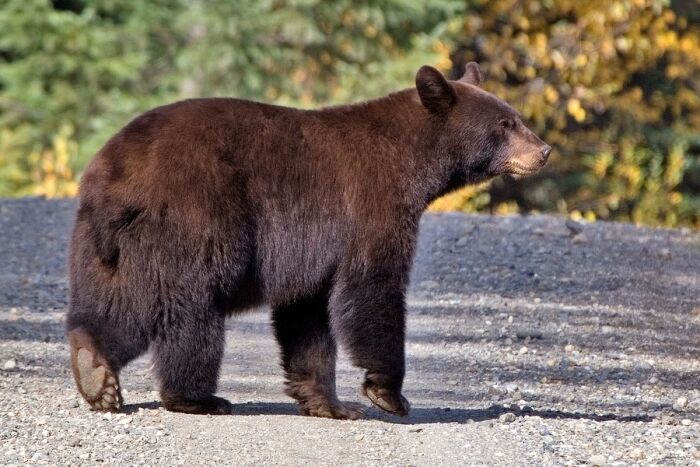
118, 400, 654, 424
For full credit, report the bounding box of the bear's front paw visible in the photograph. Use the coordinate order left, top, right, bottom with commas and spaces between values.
362, 382, 410, 417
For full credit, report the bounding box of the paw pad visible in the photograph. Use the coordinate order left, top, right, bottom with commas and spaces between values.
72, 346, 122, 412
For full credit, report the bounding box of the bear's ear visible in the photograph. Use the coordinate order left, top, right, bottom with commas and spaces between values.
416, 65, 456, 114
459, 62, 482, 86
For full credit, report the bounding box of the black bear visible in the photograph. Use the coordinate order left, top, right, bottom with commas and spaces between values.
67, 63, 550, 419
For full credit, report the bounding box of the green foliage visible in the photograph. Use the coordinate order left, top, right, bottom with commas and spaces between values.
0, 0, 698, 227
0, 0, 183, 191
172, 0, 463, 103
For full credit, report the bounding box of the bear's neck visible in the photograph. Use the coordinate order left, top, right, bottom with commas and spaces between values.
317, 90, 462, 211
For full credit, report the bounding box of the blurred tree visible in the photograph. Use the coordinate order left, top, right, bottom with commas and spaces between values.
0, 0, 184, 193
441, 0, 700, 227
173, 0, 464, 104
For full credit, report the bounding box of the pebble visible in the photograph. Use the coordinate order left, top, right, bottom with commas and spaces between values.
674, 396, 688, 411
572, 233, 588, 244
588, 454, 606, 465
565, 219, 584, 235
499, 413, 516, 424
3, 359, 17, 370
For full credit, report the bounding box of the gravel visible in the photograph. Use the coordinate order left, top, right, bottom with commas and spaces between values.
1, 196, 699, 466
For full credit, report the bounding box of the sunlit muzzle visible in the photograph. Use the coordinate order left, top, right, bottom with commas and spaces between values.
507, 144, 551, 175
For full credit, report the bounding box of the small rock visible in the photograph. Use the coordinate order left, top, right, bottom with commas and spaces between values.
661, 414, 678, 425
499, 412, 516, 424
673, 396, 688, 411
117, 416, 132, 425
629, 448, 644, 460
572, 233, 588, 244
515, 329, 543, 340
588, 454, 606, 465
2, 359, 16, 370
659, 248, 672, 259
681, 419, 692, 426
518, 346, 528, 355
456, 236, 469, 247
64, 398, 80, 409
420, 280, 440, 290
565, 219, 584, 235
564, 344, 575, 352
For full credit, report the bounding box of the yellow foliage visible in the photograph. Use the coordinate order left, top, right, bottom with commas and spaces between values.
30, 127, 79, 198
428, 182, 491, 213
440, 0, 700, 227
494, 201, 520, 215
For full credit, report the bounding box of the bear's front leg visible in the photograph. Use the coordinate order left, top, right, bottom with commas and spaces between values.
329, 264, 411, 417
272, 292, 364, 420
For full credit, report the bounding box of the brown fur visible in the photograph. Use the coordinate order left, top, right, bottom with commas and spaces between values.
66, 63, 550, 418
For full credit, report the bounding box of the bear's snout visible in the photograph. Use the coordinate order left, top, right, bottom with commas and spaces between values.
540, 145, 552, 162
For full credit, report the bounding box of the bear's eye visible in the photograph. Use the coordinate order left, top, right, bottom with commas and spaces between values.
500, 119, 515, 130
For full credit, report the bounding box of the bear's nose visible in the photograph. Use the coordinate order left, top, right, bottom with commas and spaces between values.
541, 146, 552, 161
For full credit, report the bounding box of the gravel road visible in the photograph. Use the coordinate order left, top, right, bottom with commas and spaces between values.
1, 197, 699, 466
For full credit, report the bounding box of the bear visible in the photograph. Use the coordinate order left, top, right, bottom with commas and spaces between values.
66, 62, 550, 419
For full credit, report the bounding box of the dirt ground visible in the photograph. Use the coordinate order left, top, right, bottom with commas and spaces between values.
1, 197, 699, 466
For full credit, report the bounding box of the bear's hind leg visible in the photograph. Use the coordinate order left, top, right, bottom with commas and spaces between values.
152, 308, 231, 415
272, 294, 364, 420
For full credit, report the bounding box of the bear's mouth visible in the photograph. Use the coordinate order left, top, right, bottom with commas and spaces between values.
506, 159, 542, 175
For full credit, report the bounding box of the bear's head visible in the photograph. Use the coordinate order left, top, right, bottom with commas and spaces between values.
416, 63, 551, 183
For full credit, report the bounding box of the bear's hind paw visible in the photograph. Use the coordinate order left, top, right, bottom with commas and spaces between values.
70, 337, 122, 412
